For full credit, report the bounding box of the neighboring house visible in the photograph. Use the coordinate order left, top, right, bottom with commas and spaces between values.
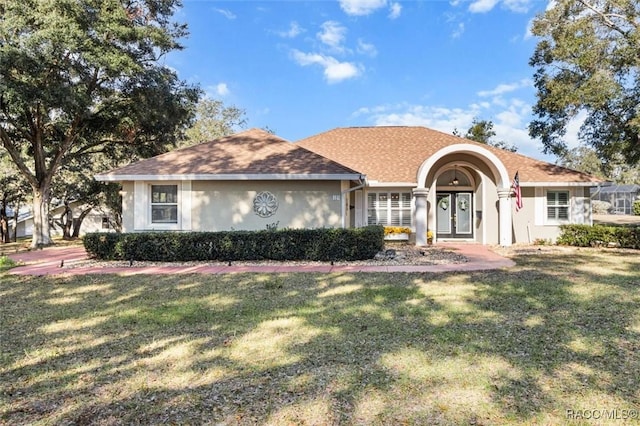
96, 127, 602, 246
15, 202, 116, 238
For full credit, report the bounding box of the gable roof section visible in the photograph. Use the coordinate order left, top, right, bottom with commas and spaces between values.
296, 126, 602, 186
96, 128, 363, 181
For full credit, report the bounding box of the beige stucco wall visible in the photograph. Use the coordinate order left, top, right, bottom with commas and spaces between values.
123, 180, 343, 232
512, 186, 594, 243
191, 180, 343, 231
119, 176, 595, 244
512, 187, 537, 243
121, 181, 135, 232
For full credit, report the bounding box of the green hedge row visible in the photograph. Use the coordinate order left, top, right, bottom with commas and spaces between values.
557, 224, 640, 249
634, 200, 640, 216
83, 226, 385, 262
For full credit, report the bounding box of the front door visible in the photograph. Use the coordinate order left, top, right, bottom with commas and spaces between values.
436, 192, 473, 239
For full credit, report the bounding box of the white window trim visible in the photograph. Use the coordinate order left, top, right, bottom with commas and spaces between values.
132, 181, 191, 231
148, 183, 181, 230
366, 190, 412, 227
545, 189, 571, 225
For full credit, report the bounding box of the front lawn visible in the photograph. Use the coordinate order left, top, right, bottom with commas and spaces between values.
1, 249, 639, 425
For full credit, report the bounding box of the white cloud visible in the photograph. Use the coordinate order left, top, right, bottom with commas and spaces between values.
388, 2, 402, 19
278, 21, 304, 39
339, 0, 388, 16
214, 8, 236, 20
205, 83, 230, 98
357, 39, 378, 57
496, 109, 522, 128
503, 0, 532, 13
477, 79, 532, 97
361, 103, 482, 133
291, 50, 362, 83
350, 95, 551, 159
452, 22, 465, 39
317, 21, 348, 51
215, 83, 230, 97
468, 0, 499, 13
467, 0, 532, 13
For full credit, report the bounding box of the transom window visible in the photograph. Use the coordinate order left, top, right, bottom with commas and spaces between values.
547, 191, 569, 221
151, 185, 178, 224
367, 192, 411, 226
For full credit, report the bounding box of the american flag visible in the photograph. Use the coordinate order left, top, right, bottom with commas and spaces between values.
512, 171, 523, 211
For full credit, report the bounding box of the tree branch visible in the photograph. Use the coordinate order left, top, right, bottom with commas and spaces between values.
577, 0, 635, 36
46, 115, 84, 187
0, 128, 37, 187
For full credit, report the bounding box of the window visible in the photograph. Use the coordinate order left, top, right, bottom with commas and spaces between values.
151, 185, 178, 223
367, 192, 411, 226
101, 217, 110, 229
547, 191, 569, 221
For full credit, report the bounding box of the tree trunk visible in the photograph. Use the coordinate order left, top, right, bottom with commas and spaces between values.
60, 201, 73, 240
0, 197, 7, 244
113, 213, 123, 233
71, 207, 93, 238
12, 202, 19, 243
0, 217, 7, 245
31, 185, 53, 248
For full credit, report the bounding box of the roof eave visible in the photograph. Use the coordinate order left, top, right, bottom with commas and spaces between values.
94, 173, 364, 182
520, 181, 601, 187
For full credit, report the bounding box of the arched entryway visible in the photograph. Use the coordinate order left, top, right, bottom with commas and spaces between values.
413, 144, 512, 247
434, 166, 476, 240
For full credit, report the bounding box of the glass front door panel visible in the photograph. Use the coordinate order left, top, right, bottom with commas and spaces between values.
456, 192, 472, 234
436, 192, 474, 239
436, 194, 451, 234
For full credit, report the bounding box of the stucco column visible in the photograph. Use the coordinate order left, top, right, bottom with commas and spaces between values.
413, 188, 429, 246
497, 188, 512, 247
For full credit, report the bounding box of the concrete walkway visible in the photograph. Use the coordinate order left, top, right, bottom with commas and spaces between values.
6, 244, 515, 276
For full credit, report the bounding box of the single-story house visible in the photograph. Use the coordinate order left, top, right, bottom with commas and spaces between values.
95, 127, 602, 246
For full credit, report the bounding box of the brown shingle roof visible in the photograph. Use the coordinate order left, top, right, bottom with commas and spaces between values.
297, 126, 602, 184
97, 128, 362, 179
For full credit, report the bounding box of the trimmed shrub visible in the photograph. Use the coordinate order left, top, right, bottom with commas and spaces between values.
591, 200, 612, 215
84, 226, 385, 262
558, 224, 640, 249
633, 200, 640, 216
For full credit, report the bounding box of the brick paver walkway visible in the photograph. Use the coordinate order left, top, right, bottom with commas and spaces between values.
7, 243, 515, 276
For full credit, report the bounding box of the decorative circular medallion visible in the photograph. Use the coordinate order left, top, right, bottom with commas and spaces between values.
438, 198, 449, 211
253, 191, 278, 218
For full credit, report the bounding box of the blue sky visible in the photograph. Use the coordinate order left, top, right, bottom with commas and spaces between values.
167, 0, 575, 162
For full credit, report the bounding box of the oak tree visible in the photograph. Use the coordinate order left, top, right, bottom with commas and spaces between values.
0, 0, 199, 247
179, 98, 247, 147
529, 0, 639, 164
456, 118, 518, 152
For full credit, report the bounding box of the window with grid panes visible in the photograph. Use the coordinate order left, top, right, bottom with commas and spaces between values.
547, 190, 569, 221
151, 185, 178, 223
367, 192, 411, 226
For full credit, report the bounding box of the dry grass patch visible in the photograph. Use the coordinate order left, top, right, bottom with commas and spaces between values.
1, 248, 640, 425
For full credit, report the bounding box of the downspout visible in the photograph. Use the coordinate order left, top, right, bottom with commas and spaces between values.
341, 175, 367, 228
